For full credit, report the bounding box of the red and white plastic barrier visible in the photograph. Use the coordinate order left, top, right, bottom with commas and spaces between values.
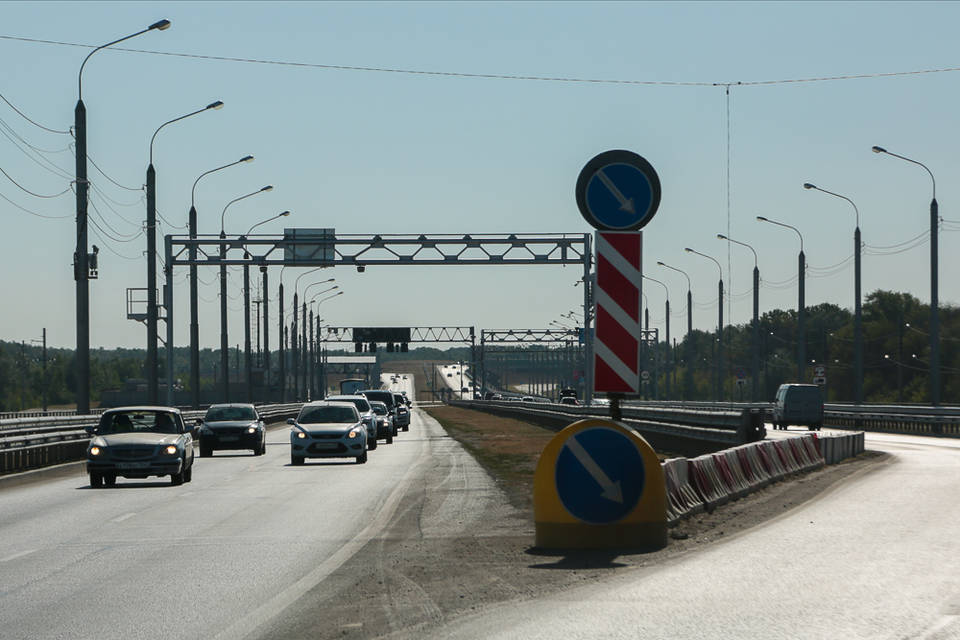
659, 431, 864, 525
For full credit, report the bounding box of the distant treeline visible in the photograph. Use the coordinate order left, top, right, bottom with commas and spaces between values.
0, 289, 955, 411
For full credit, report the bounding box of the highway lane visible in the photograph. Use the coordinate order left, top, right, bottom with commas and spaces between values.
426, 429, 960, 640
436, 363, 474, 399
0, 385, 430, 640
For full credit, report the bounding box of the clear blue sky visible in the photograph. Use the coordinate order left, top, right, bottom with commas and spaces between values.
1, 1, 958, 351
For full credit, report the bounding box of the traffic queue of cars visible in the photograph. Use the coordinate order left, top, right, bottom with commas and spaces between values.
84, 387, 414, 487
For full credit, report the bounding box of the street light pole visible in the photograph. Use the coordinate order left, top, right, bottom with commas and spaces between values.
686, 247, 724, 401
219, 185, 273, 402
74, 19, 170, 414
872, 146, 939, 406
718, 234, 760, 401
804, 183, 862, 403
188, 155, 254, 408
644, 276, 670, 399
757, 216, 805, 385
657, 261, 692, 400
146, 100, 223, 404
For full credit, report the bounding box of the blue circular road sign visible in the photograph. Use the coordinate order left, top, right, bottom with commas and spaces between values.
554, 426, 645, 524
575, 150, 661, 231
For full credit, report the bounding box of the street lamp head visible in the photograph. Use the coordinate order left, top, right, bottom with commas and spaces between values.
656, 260, 665, 266
756, 216, 768, 222
803, 183, 816, 190
149, 19, 171, 30
872, 145, 887, 154
717, 234, 727, 240
240, 155, 254, 163
683, 247, 693, 253
206, 101, 224, 110
279, 210, 291, 217
260, 185, 273, 192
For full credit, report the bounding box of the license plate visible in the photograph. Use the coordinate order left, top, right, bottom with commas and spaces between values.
220, 436, 239, 442
313, 442, 338, 450
117, 462, 149, 469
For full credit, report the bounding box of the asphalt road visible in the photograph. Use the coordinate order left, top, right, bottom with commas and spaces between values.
425, 428, 960, 640
0, 377, 438, 640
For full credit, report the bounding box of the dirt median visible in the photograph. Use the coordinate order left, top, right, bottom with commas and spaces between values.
256, 405, 886, 639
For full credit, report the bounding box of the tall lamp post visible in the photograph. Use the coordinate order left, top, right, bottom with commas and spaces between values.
145, 100, 223, 404
74, 19, 170, 413
717, 234, 760, 401
239, 211, 290, 402
219, 185, 273, 401
188, 155, 254, 408
657, 261, 693, 400
757, 216, 805, 387
643, 276, 670, 399
685, 247, 724, 400
292, 270, 331, 399
804, 182, 862, 403
872, 146, 939, 406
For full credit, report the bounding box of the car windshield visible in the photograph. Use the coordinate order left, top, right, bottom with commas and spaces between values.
205, 406, 257, 422
298, 405, 358, 424
370, 402, 388, 416
334, 397, 370, 412
100, 410, 180, 435
362, 391, 394, 408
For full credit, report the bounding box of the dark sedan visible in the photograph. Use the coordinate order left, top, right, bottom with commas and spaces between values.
198, 403, 266, 457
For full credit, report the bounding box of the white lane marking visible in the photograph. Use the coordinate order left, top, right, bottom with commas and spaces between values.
564, 435, 623, 503
1, 549, 37, 562
111, 512, 137, 523
215, 408, 432, 640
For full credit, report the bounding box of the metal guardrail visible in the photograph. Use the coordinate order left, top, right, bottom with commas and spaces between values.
619, 400, 960, 437
448, 399, 765, 453
0, 403, 303, 477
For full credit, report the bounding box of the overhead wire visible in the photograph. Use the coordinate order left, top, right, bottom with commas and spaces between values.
3, 33, 960, 87
0, 90, 69, 134
0, 188, 72, 219
0, 165, 71, 198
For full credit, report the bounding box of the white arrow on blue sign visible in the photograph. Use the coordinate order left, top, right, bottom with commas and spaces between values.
554, 426, 645, 524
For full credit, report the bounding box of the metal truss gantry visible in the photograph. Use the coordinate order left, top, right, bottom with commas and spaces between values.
162, 233, 593, 406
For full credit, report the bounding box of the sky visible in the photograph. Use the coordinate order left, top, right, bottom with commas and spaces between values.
1, 1, 959, 352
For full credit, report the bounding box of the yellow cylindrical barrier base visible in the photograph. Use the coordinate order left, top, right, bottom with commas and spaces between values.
535, 521, 667, 550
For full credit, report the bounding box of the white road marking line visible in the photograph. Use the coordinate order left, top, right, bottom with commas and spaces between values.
1, 549, 37, 562
111, 512, 137, 523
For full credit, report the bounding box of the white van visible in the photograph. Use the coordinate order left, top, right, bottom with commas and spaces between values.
772, 384, 824, 431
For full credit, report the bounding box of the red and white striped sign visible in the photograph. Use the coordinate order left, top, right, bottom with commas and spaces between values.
593, 231, 643, 393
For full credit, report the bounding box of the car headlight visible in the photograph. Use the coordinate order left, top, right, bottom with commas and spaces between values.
348, 428, 361, 439
247, 426, 257, 434
163, 445, 178, 455
294, 430, 307, 439
89, 446, 102, 456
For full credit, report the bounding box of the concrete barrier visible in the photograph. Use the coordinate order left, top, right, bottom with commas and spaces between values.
690, 454, 731, 509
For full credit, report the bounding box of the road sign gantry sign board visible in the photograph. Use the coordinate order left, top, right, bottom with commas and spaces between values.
575, 150, 661, 231
534, 418, 667, 549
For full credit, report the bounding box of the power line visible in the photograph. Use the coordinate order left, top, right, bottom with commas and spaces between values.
0, 188, 71, 219
0, 165, 71, 198
2, 33, 960, 88
0, 90, 69, 134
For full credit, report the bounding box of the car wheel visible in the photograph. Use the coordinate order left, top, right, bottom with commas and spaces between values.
356, 451, 368, 464
260, 441, 267, 455
386, 434, 393, 445
368, 437, 378, 451
170, 469, 184, 486
89, 472, 103, 488
183, 465, 193, 483
291, 454, 304, 466
402, 425, 409, 432
200, 445, 212, 458
103, 474, 116, 487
